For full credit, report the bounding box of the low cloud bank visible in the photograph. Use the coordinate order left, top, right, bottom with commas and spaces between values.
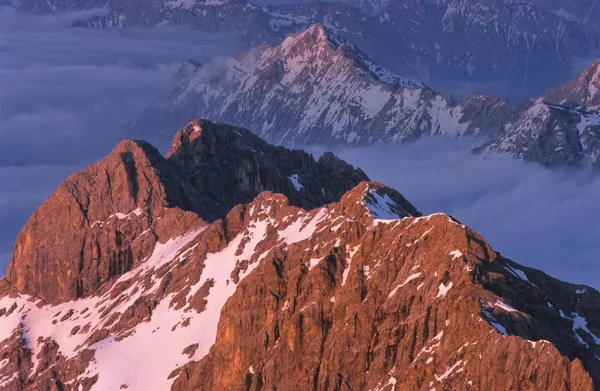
0, 9, 246, 167
312, 138, 600, 290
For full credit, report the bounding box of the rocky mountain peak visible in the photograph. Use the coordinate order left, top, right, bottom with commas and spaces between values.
575, 59, 600, 107
5, 119, 368, 304
284, 23, 332, 48
476, 60, 600, 168
166, 119, 370, 216
126, 24, 513, 149
166, 118, 207, 157
5, 137, 205, 304
330, 181, 421, 225
275, 23, 424, 89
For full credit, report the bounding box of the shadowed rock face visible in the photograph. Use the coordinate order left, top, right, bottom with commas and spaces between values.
1, 121, 600, 391
5, 119, 368, 304
166, 119, 370, 219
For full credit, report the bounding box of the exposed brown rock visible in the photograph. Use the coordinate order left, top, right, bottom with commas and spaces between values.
170, 191, 600, 391
5, 119, 367, 305
5, 138, 204, 304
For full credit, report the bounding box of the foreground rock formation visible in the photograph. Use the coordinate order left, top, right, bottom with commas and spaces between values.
1, 120, 599, 390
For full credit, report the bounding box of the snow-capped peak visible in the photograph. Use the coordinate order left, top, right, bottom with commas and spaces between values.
277, 24, 424, 89
125, 24, 509, 150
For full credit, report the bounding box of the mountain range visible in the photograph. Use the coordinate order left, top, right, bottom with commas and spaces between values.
8, 0, 600, 169
506, 0, 600, 30
1, 119, 600, 390
5, 0, 600, 100
125, 23, 600, 169
4, 0, 600, 389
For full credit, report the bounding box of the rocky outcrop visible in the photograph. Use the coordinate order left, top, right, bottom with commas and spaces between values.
5, 139, 205, 305
1, 125, 600, 390
5, 119, 367, 304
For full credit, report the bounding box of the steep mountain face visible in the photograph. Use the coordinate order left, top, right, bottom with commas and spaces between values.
2, 120, 600, 390
6, 119, 368, 305
475, 60, 600, 168
172, 204, 600, 391
165, 119, 370, 213
383, 0, 600, 99
7, 0, 600, 100
125, 24, 514, 149
505, 0, 600, 30
5, 139, 205, 305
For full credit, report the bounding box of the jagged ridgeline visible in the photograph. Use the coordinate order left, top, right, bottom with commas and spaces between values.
1, 120, 600, 390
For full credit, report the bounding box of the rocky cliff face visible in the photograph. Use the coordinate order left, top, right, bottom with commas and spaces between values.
125, 24, 514, 149
172, 205, 600, 391
166, 119, 370, 215
1, 121, 600, 390
5, 139, 205, 305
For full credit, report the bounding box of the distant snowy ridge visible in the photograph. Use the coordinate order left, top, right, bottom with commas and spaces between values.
476, 60, 600, 168
125, 24, 512, 149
